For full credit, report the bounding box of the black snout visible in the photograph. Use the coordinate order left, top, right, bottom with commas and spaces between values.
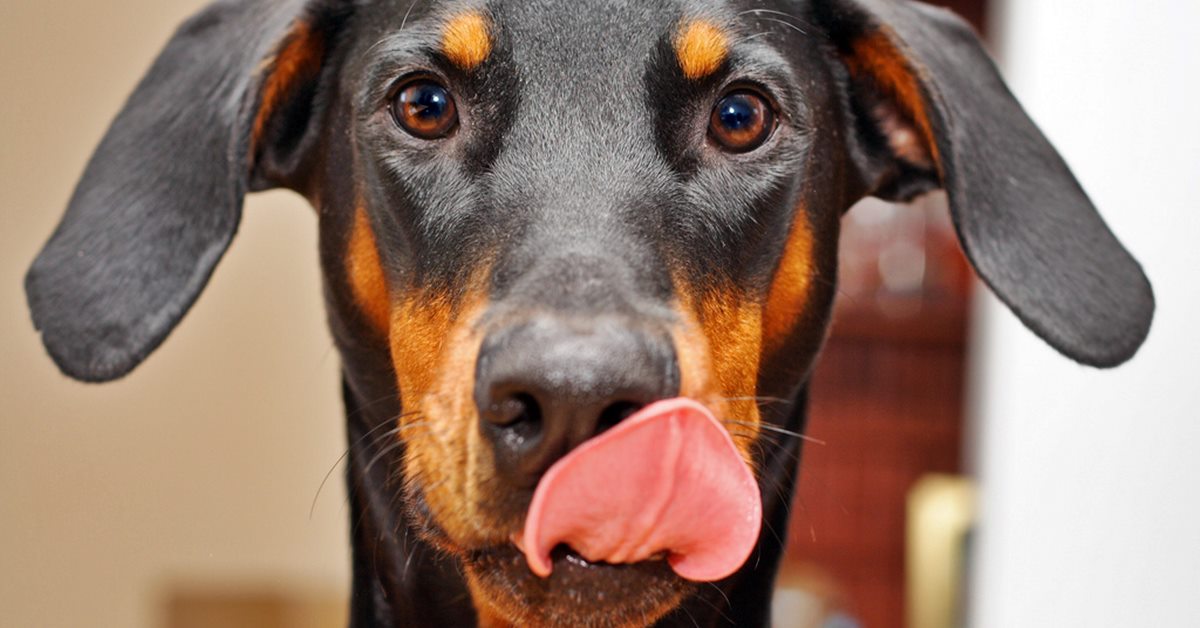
475, 315, 679, 487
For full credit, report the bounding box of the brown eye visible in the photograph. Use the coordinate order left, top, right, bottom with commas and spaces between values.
709, 90, 776, 153
391, 79, 458, 139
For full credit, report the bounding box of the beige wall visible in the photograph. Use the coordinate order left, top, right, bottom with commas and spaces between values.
1, 2, 350, 627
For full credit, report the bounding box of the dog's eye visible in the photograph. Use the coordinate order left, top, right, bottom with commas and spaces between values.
391, 79, 458, 139
709, 90, 775, 153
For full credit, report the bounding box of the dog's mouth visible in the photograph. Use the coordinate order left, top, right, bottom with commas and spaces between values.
475, 539, 679, 585
403, 398, 762, 624
466, 541, 691, 626
510, 532, 668, 564
446, 399, 762, 624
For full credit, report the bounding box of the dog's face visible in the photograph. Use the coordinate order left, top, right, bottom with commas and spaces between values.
321, 3, 844, 620
26, 0, 1154, 625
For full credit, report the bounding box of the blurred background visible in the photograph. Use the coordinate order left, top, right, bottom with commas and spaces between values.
1, 1, 1196, 627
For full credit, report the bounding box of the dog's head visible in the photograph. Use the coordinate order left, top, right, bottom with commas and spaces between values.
27, 0, 1153, 624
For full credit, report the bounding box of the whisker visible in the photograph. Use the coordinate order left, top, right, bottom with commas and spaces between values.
310, 415, 407, 519
361, 428, 422, 478
403, 545, 418, 580
758, 422, 827, 446
679, 604, 701, 628
761, 465, 798, 510
311, 453, 355, 520
689, 584, 738, 626
737, 8, 810, 25
401, 0, 422, 31
721, 418, 828, 446
754, 16, 809, 36
763, 434, 808, 467
314, 342, 338, 373
726, 430, 768, 454
311, 414, 426, 519
760, 516, 786, 559
706, 581, 733, 609
717, 395, 791, 406
345, 391, 407, 424
341, 437, 435, 532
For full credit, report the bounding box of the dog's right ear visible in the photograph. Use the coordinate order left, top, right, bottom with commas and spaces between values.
25, 0, 351, 382
811, 0, 1154, 367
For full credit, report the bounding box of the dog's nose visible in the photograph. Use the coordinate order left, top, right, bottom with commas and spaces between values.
474, 316, 679, 487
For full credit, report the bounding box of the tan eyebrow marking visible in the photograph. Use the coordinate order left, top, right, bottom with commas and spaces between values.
674, 19, 729, 80
442, 12, 492, 70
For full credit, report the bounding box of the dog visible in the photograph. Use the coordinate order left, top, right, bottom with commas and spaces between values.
25, 0, 1154, 625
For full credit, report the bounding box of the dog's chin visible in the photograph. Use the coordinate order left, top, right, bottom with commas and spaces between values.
465, 543, 694, 627
404, 483, 693, 625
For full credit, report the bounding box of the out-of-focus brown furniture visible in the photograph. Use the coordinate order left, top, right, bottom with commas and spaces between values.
778, 10, 989, 627
782, 188, 976, 625
163, 585, 346, 628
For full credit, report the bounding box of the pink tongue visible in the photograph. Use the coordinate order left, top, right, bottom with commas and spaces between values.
520, 398, 762, 582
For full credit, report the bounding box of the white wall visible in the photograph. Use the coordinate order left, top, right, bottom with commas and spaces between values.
969, 1, 1200, 626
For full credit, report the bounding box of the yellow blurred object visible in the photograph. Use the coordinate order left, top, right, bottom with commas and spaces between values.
906, 475, 976, 628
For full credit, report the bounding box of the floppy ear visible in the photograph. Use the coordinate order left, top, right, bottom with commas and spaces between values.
813, 0, 1154, 367
25, 0, 349, 382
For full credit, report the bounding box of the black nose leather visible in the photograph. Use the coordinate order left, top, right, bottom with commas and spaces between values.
474, 315, 679, 487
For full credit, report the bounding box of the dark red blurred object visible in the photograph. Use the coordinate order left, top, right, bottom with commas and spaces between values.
782, 2, 989, 617
785, 191, 972, 627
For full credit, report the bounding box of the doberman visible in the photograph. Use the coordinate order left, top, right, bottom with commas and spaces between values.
25, 0, 1154, 626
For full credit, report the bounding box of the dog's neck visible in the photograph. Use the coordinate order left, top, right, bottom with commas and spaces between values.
338, 376, 809, 627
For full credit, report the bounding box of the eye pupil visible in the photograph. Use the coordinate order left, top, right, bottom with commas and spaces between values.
709, 90, 775, 153
411, 85, 449, 118
392, 79, 458, 139
717, 97, 757, 131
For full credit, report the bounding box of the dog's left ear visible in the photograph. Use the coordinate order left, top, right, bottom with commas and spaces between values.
26, 0, 350, 382
813, 0, 1154, 367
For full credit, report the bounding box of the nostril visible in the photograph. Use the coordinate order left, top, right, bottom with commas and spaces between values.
487, 392, 543, 438
596, 401, 645, 435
